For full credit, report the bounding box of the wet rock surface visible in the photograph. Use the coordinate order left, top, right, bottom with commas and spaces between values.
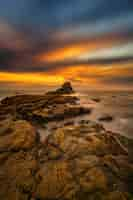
98, 114, 114, 122
0, 83, 133, 200
0, 83, 86, 124
91, 98, 101, 103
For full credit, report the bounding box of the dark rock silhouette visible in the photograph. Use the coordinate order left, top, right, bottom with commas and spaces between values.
98, 114, 114, 122
91, 98, 101, 103
56, 81, 74, 94
46, 81, 74, 95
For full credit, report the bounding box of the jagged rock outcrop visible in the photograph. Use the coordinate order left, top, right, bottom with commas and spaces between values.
47, 81, 74, 95
0, 82, 90, 124
0, 83, 133, 199
55, 81, 74, 94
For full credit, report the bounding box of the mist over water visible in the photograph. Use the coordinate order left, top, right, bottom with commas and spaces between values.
0, 87, 133, 138
79, 91, 133, 138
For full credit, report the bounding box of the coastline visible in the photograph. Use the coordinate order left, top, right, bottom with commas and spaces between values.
0, 89, 133, 138
0, 82, 133, 199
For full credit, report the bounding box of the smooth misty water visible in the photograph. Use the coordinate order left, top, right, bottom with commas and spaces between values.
38, 91, 133, 140
0, 90, 133, 138
79, 91, 133, 138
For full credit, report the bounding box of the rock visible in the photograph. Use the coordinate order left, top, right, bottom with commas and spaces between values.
112, 95, 116, 98
0, 119, 36, 151
0, 151, 37, 200
35, 160, 77, 200
32, 105, 91, 123
104, 191, 130, 200
56, 81, 74, 94
0, 119, 133, 199
50, 81, 74, 95
34, 123, 133, 199
0, 117, 13, 136
13, 92, 88, 124
0, 83, 133, 199
0, 86, 80, 124
98, 114, 114, 122
91, 98, 101, 103
0, 118, 38, 199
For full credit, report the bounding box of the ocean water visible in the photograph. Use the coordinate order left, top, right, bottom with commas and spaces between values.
79, 91, 133, 138
37, 90, 133, 140
0, 90, 133, 138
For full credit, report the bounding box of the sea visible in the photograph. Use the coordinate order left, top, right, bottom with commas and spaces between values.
0, 90, 133, 139
79, 91, 133, 139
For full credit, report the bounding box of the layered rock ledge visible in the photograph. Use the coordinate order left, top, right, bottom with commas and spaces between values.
0, 82, 133, 200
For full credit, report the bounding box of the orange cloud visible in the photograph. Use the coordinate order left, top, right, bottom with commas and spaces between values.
0, 62, 132, 90
37, 35, 126, 63
37, 44, 89, 62
0, 72, 65, 85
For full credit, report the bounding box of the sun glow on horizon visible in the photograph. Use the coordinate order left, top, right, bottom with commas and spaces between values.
0, 72, 65, 85
0, 61, 133, 90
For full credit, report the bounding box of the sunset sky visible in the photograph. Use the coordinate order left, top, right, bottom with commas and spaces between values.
0, 0, 133, 91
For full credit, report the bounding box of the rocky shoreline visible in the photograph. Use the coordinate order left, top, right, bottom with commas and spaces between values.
0, 82, 133, 200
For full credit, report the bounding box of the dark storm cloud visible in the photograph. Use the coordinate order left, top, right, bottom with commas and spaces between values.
0, 48, 15, 66
0, 22, 133, 73
23, 0, 133, 29
0, 0, 133, 28
1, 55, 133, 73
0, 0, 133, 74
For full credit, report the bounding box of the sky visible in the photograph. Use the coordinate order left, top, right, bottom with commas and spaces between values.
0, 0, 133, 92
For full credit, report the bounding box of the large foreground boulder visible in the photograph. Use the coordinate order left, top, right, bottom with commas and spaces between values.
0, 119, 37, 200
35, 121, 133, 200
0, 118, 133, 199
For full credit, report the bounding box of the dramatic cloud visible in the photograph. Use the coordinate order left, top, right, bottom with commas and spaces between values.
0, 0, 133, 89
